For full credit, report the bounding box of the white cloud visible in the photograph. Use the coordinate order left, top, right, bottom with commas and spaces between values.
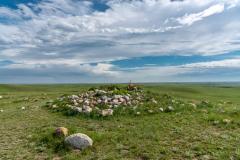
183, 58, 240, 68
0, 0, 240, 82
177, 4, 225, 26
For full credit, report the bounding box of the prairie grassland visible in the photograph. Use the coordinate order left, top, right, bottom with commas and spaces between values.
0, 84, 240, 160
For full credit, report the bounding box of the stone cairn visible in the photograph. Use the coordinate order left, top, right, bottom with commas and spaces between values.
48, 85, 145, 116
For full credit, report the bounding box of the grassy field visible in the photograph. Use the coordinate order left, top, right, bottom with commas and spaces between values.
0, 83, 240, 160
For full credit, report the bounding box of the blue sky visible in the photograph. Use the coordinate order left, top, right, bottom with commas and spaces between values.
0, 0, 240, 83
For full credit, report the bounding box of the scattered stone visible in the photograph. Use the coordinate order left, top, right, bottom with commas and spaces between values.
189, 103, 197, 109
213, 120, 219, 125
65, 133, 93, 150
166, 106, 174, 112
101, 109, 113, 116
52, 104, 58, 109
152, 99, 157, 104
136, 112, 141, 115
202, 155, 211, 160
148, 110, 154, 113
223, 119, 231, 124
55, 127, 68, 137
159, 108, 164, 112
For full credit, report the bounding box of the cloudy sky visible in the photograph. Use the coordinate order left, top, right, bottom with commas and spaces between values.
0, 0, 240, 83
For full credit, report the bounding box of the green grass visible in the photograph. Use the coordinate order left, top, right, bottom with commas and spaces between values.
1, 83, 240, 159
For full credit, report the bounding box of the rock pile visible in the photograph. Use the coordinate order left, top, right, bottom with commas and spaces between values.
48, 87, 145, 116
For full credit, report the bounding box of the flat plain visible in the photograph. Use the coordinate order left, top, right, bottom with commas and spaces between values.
0, 83, 240, 160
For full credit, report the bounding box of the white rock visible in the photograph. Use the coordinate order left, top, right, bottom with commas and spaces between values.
152, 99, 157, 104
0, 109, 3, 112
189, 103, 197, 108
65, 133, 93, 150
52, 104, 58, 108
113, 105, 118, 108
97, 99, 102, 103
112, 99, 119, 105
70, 95, 79, 99
97, 90, 107, 94
0, 96, 3, 99
74, 107, 82, 113
159, 108, 164, 112
119, 98, 125, 103
166, 106, 174, 112
74, 101, 79, 106
101, 109, 113, 116
101, 96, 108, 100
223, 119, 231, 124
113, 95, 122, 99
136, 112, 141, 115
82, 105, 92, 113
148, 110, 153, 113
21, 107, 26, 110
83, 100, 90, 105
78, 99, 83, 103
123, 96, 130, 101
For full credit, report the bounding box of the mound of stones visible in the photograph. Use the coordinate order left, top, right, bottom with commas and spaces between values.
48, 87, 145, 116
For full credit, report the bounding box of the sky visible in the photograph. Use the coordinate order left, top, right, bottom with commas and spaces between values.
0, 0, 240, 83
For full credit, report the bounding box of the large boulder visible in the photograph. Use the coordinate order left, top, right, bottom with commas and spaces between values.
65, 133, 93, 150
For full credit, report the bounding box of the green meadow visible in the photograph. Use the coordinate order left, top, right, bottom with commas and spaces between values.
0, 83, 240, 160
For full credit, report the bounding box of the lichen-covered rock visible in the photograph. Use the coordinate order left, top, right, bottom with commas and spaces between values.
55, 127, 68, 137
65, 133, 93, 150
